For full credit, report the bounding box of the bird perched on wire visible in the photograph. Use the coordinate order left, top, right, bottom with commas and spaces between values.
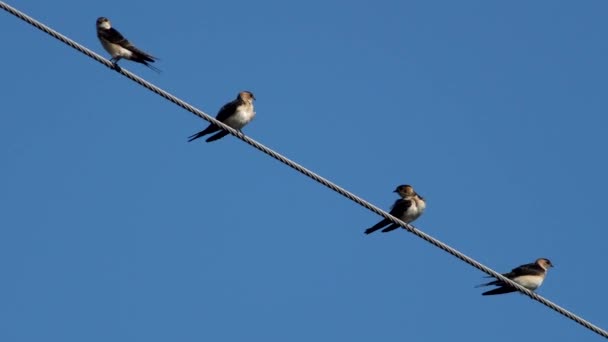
476, 258, 554, 296
364, 184, 426, 234
187, 91, 256, 143
96, 17, 159, 72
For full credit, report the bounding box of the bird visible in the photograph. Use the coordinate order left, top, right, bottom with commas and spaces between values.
187, 91, 256, 143
476, 258, 554, 296
364, 184, 426, 234
96, 17, 159, 72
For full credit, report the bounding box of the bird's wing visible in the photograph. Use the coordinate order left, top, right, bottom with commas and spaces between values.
477, 262, 541, 287
215, 99, 240, 122
365, 198, 412, 234
504, 262, 545, 278
389, 198, 412, 216
99, 27, 130, 46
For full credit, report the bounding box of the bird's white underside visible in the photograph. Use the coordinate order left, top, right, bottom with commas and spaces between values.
512, 275, 544, 290
400, 198, 426, 223
224, 108, 256, 129
101, 39, 133, 59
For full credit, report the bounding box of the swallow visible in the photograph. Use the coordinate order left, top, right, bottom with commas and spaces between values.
476, 258, 554, 296
188, 91, 256, 143
96, 17, 159, 72
364, 184, 426, 234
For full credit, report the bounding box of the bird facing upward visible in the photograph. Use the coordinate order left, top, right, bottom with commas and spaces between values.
188, 91, 256, 143
476, 258, 554, 296
364, 184, 426, 234
96, 17, 159, 72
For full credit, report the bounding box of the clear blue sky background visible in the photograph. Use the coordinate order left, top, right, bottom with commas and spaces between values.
1, 1, 607, 341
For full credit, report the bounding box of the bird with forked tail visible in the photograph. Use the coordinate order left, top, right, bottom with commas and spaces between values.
188, 91, 256, 143
476, 258, 554, 296
364, 184, 426, 235
96, 17, 160, 72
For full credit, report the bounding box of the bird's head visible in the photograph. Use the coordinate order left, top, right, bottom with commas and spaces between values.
238, 91, 256, 103
536, 258, 554, 270
394, 184, 415, 198
96, 17, 111, 30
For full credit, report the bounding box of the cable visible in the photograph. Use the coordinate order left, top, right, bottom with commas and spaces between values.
1, 1, 606, 339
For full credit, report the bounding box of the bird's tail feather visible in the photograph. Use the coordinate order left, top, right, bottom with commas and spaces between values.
129, 48, 160, 72
205, 130, 230, 142
187, 131, 206, 142
188, 125, 220, 142
475, 279, 501, 288
364, 219, 390, 235
143, 62, 161, 73
130, 47, 157, 63
482, 287, 517, 296
381, 223, 399, 233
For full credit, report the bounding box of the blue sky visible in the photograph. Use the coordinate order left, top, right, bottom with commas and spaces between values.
1, 1, 607, 341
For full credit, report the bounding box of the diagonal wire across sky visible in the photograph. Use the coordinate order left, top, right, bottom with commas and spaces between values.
1, 1, 606, 339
